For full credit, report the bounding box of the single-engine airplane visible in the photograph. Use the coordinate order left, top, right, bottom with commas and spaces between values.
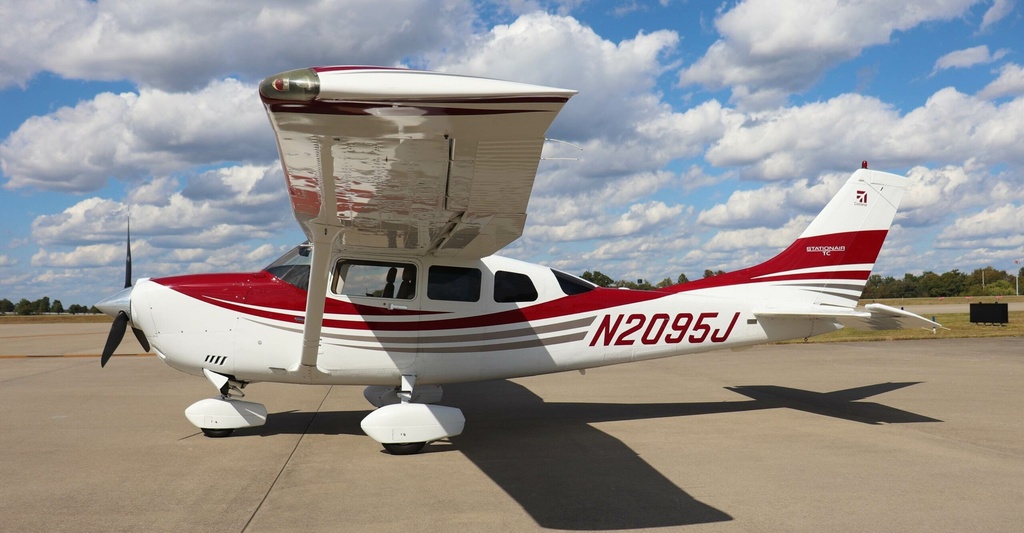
96, 66, 938, 454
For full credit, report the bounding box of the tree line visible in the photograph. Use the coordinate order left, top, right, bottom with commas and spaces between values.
861, 266, 1021, 299
582, 265, 1022, 297
0, 297, 98, 316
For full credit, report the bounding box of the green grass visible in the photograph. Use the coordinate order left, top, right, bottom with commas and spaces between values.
779, 311, 1024, 344
862, 295, 1024, 306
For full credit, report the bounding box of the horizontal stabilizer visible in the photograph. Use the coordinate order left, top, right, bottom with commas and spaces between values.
839, 303, 941, 331
755, 303, 939, 331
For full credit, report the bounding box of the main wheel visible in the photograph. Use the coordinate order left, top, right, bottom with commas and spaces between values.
202, 428, 234, 438
382, 442, 425, 455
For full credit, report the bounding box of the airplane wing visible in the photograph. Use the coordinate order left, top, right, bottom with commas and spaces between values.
755, 303, 940, 331
259, 66, 576, 259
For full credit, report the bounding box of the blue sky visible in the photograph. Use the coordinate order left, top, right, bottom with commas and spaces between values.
1, 0, 1022, 306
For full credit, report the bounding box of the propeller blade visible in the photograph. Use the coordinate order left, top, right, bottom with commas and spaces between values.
132, 327, 151, 352
124, 216, 133, 289
101, 311, 129, 367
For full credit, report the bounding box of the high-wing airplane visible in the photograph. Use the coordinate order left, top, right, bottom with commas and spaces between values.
96, 66, 938, 454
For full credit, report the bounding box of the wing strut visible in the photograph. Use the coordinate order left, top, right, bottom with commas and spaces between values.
297, 223, 340, 371
294, 137, 341, 376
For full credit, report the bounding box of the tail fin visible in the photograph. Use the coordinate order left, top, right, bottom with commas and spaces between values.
674, 168, 910, 308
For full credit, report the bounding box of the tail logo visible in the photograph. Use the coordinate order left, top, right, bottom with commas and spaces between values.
806, 245, 846, 256
855, 190, 868, 206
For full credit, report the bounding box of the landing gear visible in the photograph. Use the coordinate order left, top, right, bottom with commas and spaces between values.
382, 442, 426, 455
363, 383, 443, 407
185, 369, 266, 437
201, 428, 235, 438
360, 374, 464, 455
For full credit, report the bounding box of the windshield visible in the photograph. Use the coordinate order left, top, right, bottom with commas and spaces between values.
264, 243, 312, 290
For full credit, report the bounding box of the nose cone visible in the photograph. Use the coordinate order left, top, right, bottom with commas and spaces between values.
95, 286, 132, 319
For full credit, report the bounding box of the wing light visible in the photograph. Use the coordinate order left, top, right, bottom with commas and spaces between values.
259, 68, 320, 102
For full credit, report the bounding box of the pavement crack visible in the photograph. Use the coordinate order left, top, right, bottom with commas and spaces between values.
240, 385, 334, 533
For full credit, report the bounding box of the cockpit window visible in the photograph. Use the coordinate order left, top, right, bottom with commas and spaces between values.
264, 243, 312, 290
552, 269, 596, 295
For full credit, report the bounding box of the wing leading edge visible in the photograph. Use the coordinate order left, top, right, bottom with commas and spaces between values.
260, 66, 576, 259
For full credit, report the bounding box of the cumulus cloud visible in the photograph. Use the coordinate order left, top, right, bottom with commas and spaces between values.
931, 45, 1009, 74
527, 199, 684, 242
32, 242, 132, 268
936, 203, 1024, 248
0, 0, 476, 91
31, 164, 290, 249
24, 164, 297, 302
896, 162, 1019, 227
696, 174, 844, 228
978, 63, 1024, 100
679, 0, 980, 109
703, 215, 812, 253
703, 93, 901, 178
699, 88, 1024, 180
1, 79, 273, 192
979, 0, 1016, 32
436, 12, 679, 143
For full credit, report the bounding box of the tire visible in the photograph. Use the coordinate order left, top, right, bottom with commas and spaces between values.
382, 442, 425, 455
201, 428, 234, 438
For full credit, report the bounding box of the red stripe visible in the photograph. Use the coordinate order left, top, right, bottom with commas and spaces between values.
153, 273, 668, 332
666, 230, 887, 293
747, 271, 871, 283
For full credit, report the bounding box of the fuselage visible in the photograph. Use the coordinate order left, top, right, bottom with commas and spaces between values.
128, 249, 837, 387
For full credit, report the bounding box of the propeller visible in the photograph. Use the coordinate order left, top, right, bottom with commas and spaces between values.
98, 217, 150, 367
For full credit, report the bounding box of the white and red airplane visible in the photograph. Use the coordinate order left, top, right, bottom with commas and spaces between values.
96, 66, 938, 454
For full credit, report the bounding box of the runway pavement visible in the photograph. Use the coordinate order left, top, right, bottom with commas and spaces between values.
1, 323, 1022, 532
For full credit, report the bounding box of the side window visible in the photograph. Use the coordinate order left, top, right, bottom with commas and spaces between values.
428, 266, 481, 302
332, 260, 416, 299
553, 269, 596, 295
494, 271, 538, 303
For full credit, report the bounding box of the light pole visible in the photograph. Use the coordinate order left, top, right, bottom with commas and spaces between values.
1016, 259, 1020, 296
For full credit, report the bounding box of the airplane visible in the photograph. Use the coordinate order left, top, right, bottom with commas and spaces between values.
96, 65, 939, 454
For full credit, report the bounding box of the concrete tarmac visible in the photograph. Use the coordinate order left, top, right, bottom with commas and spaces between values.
1, 323, 1022, 532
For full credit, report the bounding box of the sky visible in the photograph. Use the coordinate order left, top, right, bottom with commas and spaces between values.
1, 0, 1023, 307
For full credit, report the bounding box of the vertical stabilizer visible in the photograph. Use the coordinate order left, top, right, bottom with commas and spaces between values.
673, 168, 910, 308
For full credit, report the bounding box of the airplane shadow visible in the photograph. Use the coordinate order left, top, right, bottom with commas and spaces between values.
442, 380, 733, 530
238, 379, 939, 530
